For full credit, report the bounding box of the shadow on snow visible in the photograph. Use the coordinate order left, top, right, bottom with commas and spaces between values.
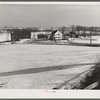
0, 63, 94, 77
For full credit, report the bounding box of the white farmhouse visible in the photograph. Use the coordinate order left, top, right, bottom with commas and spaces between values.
54, 30, 63, 40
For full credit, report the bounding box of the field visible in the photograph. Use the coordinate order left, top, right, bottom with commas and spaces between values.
0, 44, 100, 89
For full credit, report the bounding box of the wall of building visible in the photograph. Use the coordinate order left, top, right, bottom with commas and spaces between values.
31, 32, 38, 40
54, 31, 63, 40
0, 32, 11, 42
11, 29, 31, 41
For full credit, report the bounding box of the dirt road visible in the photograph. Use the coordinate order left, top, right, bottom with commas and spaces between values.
0, 44, 99, 89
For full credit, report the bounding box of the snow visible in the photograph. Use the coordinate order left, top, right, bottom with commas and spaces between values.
0, 44, 99, 89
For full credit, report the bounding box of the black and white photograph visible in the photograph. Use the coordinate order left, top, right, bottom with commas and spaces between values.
0, 2, 100, 94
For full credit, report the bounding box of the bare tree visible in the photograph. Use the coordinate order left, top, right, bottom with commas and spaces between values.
60, 26, 67, 34
76, 26, 81, 36
70, 25, 76, 32
81, 26, 87, 38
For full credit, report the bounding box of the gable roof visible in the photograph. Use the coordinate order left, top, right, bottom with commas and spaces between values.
51, 30, 58, 36
55, 31, 62, 35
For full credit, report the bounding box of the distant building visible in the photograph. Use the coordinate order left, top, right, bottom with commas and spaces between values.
11, 29, 31, 41
31, 31, 51, 40
31, 32, 38, 40
69, 31, 79, 38
0, 31, 11, 42
49, 30, 63, 40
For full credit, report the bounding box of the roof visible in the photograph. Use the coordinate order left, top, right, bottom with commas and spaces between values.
51, 30, 58, 36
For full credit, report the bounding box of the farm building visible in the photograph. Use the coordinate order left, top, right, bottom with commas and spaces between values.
31, 32, 38, 40
11, 29, 31, 41
69, 31, 79, 38
0, 31, 11, 42
49, 30, 63, 40
31, 31, 51, 40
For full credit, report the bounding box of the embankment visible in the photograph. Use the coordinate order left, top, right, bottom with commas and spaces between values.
54, 63, 100, 90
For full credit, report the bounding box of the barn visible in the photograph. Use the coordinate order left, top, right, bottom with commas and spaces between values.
11, 29, 31, 41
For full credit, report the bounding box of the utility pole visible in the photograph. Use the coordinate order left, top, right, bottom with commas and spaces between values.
90, 27, 93, 45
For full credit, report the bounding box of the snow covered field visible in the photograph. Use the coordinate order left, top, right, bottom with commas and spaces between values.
0, 44, 100, 89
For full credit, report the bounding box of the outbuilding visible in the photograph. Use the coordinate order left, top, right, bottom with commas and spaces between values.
0, 31, 11, 42
11, 29, 31, 41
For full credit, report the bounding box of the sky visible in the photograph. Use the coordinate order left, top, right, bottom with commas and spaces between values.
0, 4, 100, 28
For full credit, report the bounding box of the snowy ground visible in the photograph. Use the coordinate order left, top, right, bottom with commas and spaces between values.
19, 39, 30, 44
0, 44, 100, 89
